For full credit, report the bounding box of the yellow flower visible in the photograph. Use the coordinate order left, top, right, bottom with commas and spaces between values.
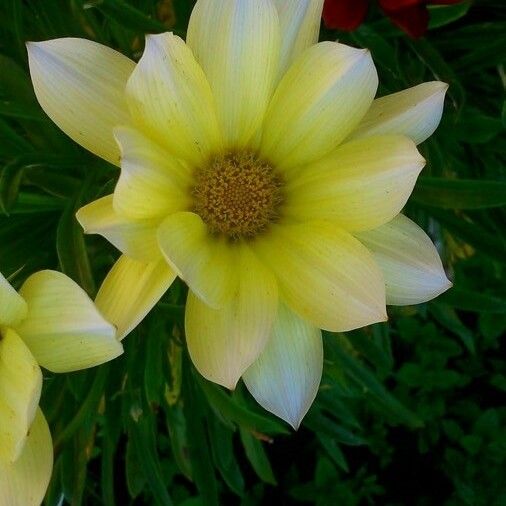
0, 271, 122, 505
27, 0, 451, 428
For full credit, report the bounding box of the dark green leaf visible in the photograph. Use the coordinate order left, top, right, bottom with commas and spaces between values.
413, 177, 506, 209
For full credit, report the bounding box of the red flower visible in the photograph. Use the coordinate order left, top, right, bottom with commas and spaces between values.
323, 0, 463, 38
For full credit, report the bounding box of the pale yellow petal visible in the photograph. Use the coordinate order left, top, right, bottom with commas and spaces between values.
157, 212, 235, 308
187, 0, 280, 148
355, 214, 452, 305
284, 135, 425, 231
0, 329, 41, 463
16, 271, 122, 373
27, 38, 134, 166
95, 255, 176, 340
0, 273, 27, 328
254, 221, 386, 331
243, 303, 322, 429
272, 0, 324, 79
76, 195, 161, 262
351, 82, 448, 145
113, 126, 192, 221
260, 42, 378, 170
0, 409, 52, 506
185, 246, 278, 389
126, 33, 222, 167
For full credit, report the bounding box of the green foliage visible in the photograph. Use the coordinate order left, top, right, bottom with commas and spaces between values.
0, 0, 505, 504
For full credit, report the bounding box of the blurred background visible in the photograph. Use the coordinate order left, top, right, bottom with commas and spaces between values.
0, 0, 505, 504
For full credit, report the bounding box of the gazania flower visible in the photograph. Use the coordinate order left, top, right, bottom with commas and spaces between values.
323, 0, 464, 38
0, 271, 122, 505
27, 0, 451, 428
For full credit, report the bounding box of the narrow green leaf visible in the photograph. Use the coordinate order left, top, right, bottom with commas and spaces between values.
436, 287, 506, 314
325, 335, 424, 428
239, 428, 276, 485
424, 208, 506, 264
196, 376, 289, 435
129, 412, 174, 506
209, 418, 245, 496
412, 177, 506, 209
316, 434, 349, 472
84, 0, 167, 33
125, 435, 147, 499
428, 1, 472, 29
164, 404, 193, 481
183, 366, 219, 506
0, 160, 25, 215
54, 365, 109, 449
429, 304, 475, 353
56, 188, 95, 295
304, 410, 368, 447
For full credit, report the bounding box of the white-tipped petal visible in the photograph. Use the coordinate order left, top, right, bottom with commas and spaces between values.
243, 304, 323, 429
0, 409, 52, 506
114, 126, 192, 221
16, 271, 122, 373
158, 212, 235, 308
0, 329, 42, 463
352, 81, 448, 145
76, 195, 161, 262
0, 273, 27, 328
255, 221, 386, 332
185, 246, 278, 389
272, 0, 324, 79
284, 135, 425, 231
27, 38, 134, 165
260, 42, 378, 169
187, 0, 280, 148
126, 33, 222, 167
356, 214, 452, 305
95, 255, 176, 340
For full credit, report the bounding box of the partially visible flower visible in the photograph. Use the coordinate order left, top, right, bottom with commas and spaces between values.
0, 271, 122, 505
27, 0, 451, 429
323, 0, 463, 38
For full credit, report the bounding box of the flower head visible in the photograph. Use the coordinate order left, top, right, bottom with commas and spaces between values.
27, 0, 451, 428
0, 271, 122, 505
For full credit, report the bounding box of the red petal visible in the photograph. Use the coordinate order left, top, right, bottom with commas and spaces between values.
383, 4, 430, 37
322, 0, 369, 31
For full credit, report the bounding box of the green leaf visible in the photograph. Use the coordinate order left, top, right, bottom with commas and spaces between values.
144, 317, 167, 406
0, 55, 36, 104
182, 366, 219, 506
54, 365, 109, 449
209, 418, 245, 496
239, 428, 277, 485
428, 1, 472, 29
164, 403, 193, 481
83, 0, 167, 33
424, 208, 506, 264
316, 434, 349, 472
0, 159, 25, 215
325, 335, 424, 429
304, 410, 368, 447
56, 188, 95, 295
196, 376, 289, 435
128, 405, 174, 506
125, 435, 147, 499
436, 288, 506, 314
453, 109, 503, 144
412, 177, 506, 209
429, 304, 475, 354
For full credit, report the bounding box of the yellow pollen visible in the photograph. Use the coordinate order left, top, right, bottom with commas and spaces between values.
192, 152, 283, 239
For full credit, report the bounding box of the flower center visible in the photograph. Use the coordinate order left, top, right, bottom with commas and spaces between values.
192, 152, 283, 239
